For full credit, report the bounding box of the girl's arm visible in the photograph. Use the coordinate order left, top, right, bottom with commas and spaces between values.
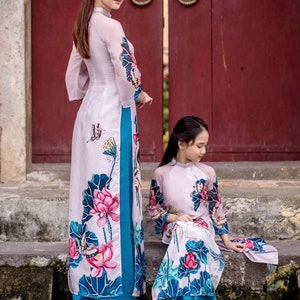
148, 178, 168, 235
221, 233, 246, 253
207, 171, 246, 252
149, 169, 194, 235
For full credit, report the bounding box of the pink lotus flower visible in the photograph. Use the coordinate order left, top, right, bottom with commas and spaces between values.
148, 190, 156, 207
69, 238, 80, 259
87, 242, 117, 277
245, 239, 254, 249
194, 219, 209, 229
148, 191, 160, 214
201, 187, 208, 201
90, 189, 120, 227
184, 252, 198, 269
130, 51, 137, 68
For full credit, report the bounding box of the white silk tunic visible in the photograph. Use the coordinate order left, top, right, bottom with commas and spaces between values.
149, 160, 278, 300
65, 8, 145, 299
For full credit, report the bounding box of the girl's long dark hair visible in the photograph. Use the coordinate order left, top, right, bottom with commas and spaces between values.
160, 116, 208, 166
72, 0, 95, 58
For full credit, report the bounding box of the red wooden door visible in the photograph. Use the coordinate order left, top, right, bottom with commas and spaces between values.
169, 0, 300, 161
32, 0, 81, 163
32, 0, 163, 163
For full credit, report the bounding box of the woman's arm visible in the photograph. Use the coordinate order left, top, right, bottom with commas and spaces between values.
95, 16, 151, 107
65, 44, 89, 101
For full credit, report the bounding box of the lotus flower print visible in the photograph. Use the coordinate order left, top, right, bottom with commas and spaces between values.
184, 252, 199, 269
69, 237, 80, 260
90, 188, 120, 227
87, 242, 117, 277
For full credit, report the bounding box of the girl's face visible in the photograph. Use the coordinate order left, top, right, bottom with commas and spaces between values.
177, 130, 209, 164
96, 0, 124, 12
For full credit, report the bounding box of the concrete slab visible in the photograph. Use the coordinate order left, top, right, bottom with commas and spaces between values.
0, 240, 299, 299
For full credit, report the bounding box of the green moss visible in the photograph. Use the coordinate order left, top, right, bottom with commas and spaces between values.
266, 262, 300, 298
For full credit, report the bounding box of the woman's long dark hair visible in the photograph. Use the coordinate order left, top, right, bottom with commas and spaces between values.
72, 0, 95, 58
160, 116, 208, 166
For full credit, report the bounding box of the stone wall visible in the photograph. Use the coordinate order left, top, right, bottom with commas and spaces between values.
0, 0, 30, 183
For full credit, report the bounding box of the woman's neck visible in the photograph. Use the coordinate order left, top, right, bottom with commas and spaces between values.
94, 0, 112, 12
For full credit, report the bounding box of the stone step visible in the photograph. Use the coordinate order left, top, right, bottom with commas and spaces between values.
0, 178, 299, 242
27, 161, 300, 182
1, 162, 300, 299
140, 161, 300, 181
0, 240, 299, 299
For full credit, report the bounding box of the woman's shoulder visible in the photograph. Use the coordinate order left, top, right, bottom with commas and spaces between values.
91, 13, 125, 43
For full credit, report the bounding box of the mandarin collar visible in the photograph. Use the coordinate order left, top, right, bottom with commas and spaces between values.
171, 158, 196, 168
94, 7, 111, 18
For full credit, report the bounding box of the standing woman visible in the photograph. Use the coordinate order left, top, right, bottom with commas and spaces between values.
65, 0, 152, 299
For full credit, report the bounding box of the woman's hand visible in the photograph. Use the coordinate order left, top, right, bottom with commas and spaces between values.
136, 91, 153, 108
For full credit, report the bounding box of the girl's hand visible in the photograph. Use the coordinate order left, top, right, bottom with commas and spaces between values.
136, 91, 153, 108
167, 214, 193, 223
176, 214, 193, 222
224, 240, 247, 253
221, 234, 247, 253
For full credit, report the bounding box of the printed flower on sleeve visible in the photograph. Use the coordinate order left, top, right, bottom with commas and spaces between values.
149, 179, 169, 234
120, 37, 142, 90
231, 237, 267, 252
208, 180, 229, 235
191, 179, 208, 211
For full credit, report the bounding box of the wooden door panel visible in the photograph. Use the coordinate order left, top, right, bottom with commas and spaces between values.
32, 0, 82, 162
168, 0, 212, 132
115, 1, 163, 161
32, 0, 163, 163
168, 0, 300, 161
211, 0, 300, 160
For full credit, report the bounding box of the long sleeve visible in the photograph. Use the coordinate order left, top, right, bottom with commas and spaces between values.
92, 16, 142, 107
148, 174, 169, 235
207, 178, 230, 235
65, 44, 89, 101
